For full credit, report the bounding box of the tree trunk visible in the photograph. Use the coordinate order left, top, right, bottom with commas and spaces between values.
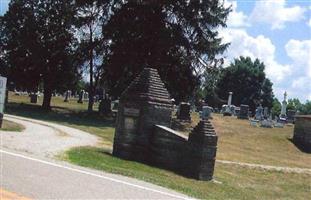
42, 85, 52, 111
88, 26, 94, 112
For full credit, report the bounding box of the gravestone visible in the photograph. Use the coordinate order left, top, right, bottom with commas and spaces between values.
201, 106, 213, 119
287, 109, 296, 123
84, 92, 89, 100
250, 119, 258, 127
77, 90, 84, 103
99, 96, 112, 116
113, 68, 173, 162
223, 92, 233, 116
260, 119, 273, 128
177, 102, 191, 121
238, 104, 249, 119
264, 107, 269, 119
112, 100, 119, 110
235, 107, 240, 117
255, 105, 263, 120
0, 76, 7, 128
30, 93, 38, 104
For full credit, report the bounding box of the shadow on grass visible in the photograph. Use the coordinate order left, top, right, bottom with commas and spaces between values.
287, 138, 311, 154
5, 102, 115, 129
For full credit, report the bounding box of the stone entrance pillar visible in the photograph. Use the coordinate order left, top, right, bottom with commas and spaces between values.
113, 68, 173, 162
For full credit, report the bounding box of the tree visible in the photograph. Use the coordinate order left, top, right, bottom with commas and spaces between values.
101, 1, 231, 101
215, 56, 274, 111
2, 0, 78, 110
271, 98, 281, 117
287, 98, 303, 111
75, 0, 109, 112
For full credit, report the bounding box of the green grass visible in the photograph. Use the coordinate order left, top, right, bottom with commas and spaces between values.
1, 119, 25, 132
65, 146, 311, 200
6, 92, 311, 199
6, 93, 115, 146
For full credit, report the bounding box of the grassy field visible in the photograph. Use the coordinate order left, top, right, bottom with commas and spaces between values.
1, 119, 25, 132
6, 92, 311, 199
65, 146, 311, 200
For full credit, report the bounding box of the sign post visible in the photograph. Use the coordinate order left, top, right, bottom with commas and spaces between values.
0, 76, 7, 128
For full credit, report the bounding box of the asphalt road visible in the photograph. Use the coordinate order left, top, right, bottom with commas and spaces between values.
0, 149, 191, 199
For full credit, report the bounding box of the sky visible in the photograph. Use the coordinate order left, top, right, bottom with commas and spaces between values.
1, 0, 311, 103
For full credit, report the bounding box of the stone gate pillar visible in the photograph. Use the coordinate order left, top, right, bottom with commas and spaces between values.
113, 68, 173, 162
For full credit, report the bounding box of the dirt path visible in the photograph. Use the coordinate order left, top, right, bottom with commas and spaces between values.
0, 114, 101, 158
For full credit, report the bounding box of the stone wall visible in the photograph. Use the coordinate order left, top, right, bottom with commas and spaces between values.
293, 115, 311, 152
151, 120, 218, 181
113, 68, 218, 181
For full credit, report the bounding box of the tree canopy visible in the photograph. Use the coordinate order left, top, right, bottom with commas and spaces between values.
101, 0, 231, 101
2, 0, 79, 109
215, 56, 274, 111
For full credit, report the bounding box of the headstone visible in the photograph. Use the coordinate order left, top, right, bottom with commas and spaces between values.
264, 107, 269, 119
260, 119, 273, 128
274, 122, 284, 128
223, 92, 233, 116
84, 92, 89, 100
235, 107, 240, 117
111, 100, 119, 110
113, 68, 173, 162
255, 105, 263, 120
30, 93, 38, 104
287, 109, 296, 123
201, 106, 213, 119
177, 102, 191, 121
238, 104, 249, 119
280, 91, 287, 118
77, 90, 84, 103
250, 119, 258, 127
0, 76, 7, 128
99, 96, 112, 116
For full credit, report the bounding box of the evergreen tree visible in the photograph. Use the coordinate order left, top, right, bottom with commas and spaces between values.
101, 0, 230, 101
215, 56, 274, 111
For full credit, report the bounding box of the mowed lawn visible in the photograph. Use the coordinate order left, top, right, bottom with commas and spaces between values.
5, 92, 311, 199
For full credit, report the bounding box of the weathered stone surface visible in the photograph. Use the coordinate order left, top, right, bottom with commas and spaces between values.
188, 120, 218, 181
177, 102, 191, 121
98, 98, 112, 116
112, 68, 218, 181
30, 94, 38, 104
238, 104, 249, 119
293, 115, 311, 152
113, 68, 173, 162
201, 106, 213, 119
287, 110, 296, 123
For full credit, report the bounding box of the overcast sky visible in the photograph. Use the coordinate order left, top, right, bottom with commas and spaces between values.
1, 0, 311, 103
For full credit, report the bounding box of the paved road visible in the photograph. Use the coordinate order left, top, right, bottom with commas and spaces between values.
0, 149, 190, 199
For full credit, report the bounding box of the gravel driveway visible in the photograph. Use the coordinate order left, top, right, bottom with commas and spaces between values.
0, 114, 101, 158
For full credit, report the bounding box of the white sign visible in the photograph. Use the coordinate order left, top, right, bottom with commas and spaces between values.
0, 76, 7, 113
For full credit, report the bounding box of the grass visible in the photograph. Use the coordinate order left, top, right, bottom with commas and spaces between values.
1, 119, 25, 132
65, 146, 311, 200
6, 92, 311, 199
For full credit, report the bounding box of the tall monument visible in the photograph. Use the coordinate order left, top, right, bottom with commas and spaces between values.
280, 91, 287, 118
